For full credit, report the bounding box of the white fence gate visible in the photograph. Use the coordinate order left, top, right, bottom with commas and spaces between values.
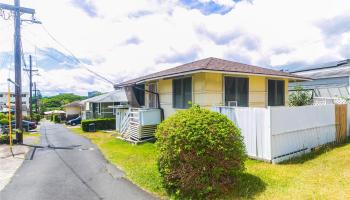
213, 105, 346, 163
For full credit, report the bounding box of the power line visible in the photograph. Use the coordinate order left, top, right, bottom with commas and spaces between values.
20, 38, 30, 79
22, 35, 79, 72
21, 34, 74, 71
38, 22, 115, 85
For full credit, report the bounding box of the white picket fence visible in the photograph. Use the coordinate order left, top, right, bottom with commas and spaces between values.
213, 105, 346, 163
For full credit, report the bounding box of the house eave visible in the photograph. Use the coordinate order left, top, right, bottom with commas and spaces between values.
115, 69, 311, 87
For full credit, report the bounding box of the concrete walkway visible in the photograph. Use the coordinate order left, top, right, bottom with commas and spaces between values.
0, 122, 156, 200
0, 135, 38, 191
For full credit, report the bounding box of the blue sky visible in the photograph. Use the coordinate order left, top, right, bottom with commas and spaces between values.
0, 0, 350, 95
179, 0, 237, 15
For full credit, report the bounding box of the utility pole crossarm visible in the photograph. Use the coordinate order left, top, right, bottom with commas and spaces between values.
0, 3, 35, 14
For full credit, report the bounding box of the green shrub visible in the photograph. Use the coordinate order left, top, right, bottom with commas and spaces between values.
289, 85, 313, 106
23, 115, 31, 121
50, 115, 54, 121
0, 118, 9, 125
81, 118, 116, 132
156, 105, 246, 199
33, 113, 41, 123
53, 115, 61, 123
0, 135, 9, 144
0, 113, 6, 120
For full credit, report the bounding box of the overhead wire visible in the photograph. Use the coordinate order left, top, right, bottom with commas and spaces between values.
20, 39, 32, 85
20, 22, 114, 87
38, 22, 115, 85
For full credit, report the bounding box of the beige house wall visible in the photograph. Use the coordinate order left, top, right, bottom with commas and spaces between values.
144, 72, 290, 118
157, 79, 176, 118
65, 106, 81, 116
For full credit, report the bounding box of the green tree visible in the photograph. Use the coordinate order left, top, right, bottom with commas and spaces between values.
39, 93, 86, 114
288, 86, 313, 106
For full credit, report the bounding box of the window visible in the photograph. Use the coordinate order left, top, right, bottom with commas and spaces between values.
21, 94, 26, 97
173, 77, 192, 109
268, 80, 285, 106
133, 84, 145, 106
101, 102, 113, 113
148, 83, 157, 108
224, 77, 249, 107
92, 103, 98, 113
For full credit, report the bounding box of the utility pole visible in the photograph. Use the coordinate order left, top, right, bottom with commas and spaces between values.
14, 0, 23, 143
24, 55, 38, 120
29, 56, 33, 119
0, 1, 37, 144
34, 82, 38, 114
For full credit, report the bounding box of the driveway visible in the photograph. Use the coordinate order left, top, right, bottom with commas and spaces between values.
0, 122, 156, 200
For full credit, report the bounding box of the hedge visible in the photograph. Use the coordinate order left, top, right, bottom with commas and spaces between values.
81, 118, 116, 132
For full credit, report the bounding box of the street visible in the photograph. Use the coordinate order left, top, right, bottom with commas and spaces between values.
0, 122, 156, 200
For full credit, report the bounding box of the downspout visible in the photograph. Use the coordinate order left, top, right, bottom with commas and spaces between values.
132, 85, 165, 121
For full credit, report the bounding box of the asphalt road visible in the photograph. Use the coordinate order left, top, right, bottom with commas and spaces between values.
0, 122, 156, 200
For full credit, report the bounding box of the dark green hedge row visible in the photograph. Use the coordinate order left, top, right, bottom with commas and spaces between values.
81, 118, 115, 132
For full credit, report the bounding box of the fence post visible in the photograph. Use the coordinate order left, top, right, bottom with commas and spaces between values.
267, 106, 273, 163
335, 104, 347, 143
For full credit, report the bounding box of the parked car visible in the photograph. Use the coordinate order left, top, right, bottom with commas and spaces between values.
11, 120, 37, 131
66, 116, 82, 126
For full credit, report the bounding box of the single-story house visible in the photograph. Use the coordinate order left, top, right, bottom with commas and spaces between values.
63, 101, 83, 120
114, 57, 309, 142
285, 59, 350, 100
81, 89, 128, 120
116, 57, 309, 118
44, 110, 66, 120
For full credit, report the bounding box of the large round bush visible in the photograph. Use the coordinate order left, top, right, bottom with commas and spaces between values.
156, 105, 246, 199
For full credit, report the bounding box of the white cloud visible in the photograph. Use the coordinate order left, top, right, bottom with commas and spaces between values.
0, 0, 350, 95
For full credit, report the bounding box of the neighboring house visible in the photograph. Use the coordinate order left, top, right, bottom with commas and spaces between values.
63, 101, 83, 120
0, 92, 30, 116
286, 59, 350, 99
81, 89, 128, 120
44, 110, 66, 120
115, 57, 309, 142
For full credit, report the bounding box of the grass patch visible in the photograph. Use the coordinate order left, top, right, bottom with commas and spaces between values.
70, 128, 350, 199
23, 132, 41, 138
0, 132, 40, 144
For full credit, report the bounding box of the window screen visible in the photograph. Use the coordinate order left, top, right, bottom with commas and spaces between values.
268, 80, 285, 106
173, 77, 192, 109
224, 77, 249, 107
133, 84, 145, 106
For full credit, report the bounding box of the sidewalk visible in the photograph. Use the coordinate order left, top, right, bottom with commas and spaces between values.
0, 136, 39, 191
